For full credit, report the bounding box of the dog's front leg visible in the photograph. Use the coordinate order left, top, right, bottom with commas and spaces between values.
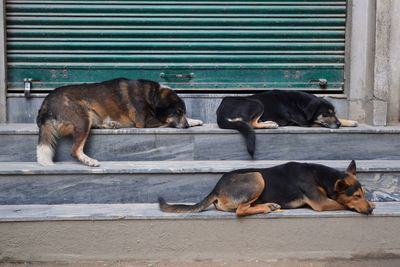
305, 197, 347, 212
97, 119, 121, 129
145, 117, 168, 128
186, 117, 203, 127
339, 118, 358, 127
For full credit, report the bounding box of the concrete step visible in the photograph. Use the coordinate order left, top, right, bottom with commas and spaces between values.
1, 202, 399, 263
1, 160, 399, 205
1, 123, 400, 162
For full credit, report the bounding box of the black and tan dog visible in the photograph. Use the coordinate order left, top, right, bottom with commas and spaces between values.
159, 160, 375, 216
216, 90, 358, 157
36, 78, 203, 167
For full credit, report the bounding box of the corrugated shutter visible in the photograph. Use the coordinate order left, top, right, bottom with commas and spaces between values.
6, 0, 347, 93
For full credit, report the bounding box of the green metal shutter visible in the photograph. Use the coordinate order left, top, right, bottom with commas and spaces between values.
6, 0, 347, 93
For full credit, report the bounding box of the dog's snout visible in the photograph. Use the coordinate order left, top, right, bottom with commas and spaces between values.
336, 120, 341, 127
182, 119, 190, 128
368, 207, 374, 214
177, 119, 189, 129
329, 123, 340, 129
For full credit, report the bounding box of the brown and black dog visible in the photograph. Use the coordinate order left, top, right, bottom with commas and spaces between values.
217, 90, 358, 157
159, 160, 375, 216
36, 78, 203, 167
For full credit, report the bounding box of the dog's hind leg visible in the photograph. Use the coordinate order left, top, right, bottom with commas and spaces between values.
250, 114, 278, 129
250, 118, 279, 129
252, 120, 279, 129
214, 172, 280, 216
236, 202, 281, 217
97, 117, 121, 129
37, 121, 58, 166
70, 116, 100, 167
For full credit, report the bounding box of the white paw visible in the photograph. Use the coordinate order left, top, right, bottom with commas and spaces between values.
187, 118, 203, 127
348, 120, 358, 127
37, 144, 55, 166
109, 121, 121, 129
79, 154, 100, 167
262, 121, 279, 129
268, 203, 281, 211
37, 160, 55, 166
102, 121, 121, 129
84, 159, 100, 167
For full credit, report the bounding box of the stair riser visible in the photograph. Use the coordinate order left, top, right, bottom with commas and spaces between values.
7, 95, 347, 124
1, 132, 399, 162
1, 217, 399, 262
1, 171, 399, 204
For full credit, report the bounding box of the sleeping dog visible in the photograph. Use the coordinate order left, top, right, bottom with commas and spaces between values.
159, 160, 375, 216
216, 90, 358, 157
36, 78, 203, 167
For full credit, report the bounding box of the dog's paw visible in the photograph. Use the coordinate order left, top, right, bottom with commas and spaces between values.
266, 203, 281, 212
102, 120, 121, 129
347, 120, 358, 127
339, 119, 358, 127
261, 121, 279, 129
78, 154, 100, 167
86, 159, 100, 167
38, 160, 55, 166
109, 121, 121, 129
84, 160, 100, 167
187, 118, 203, 127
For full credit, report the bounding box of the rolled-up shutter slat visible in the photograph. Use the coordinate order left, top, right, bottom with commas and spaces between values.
6, 0, 347, 92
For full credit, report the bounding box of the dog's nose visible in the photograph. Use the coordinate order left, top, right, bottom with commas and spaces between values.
368, 207, 374, 214
181, 121, 189, 129
336, 121, 342, 127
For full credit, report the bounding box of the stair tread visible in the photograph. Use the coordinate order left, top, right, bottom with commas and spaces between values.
1, 123, 400, 134
1, 202, 399, 222
1, 160, 400, 174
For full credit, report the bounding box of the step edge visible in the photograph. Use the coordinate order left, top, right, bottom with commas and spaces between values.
1, 160, 400, 175
1, 202, 399, 222
1, 123, 400, 135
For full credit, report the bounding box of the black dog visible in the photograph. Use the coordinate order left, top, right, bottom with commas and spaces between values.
216, 90, 358, 157
159, 160, 375, 216
36, 78, 203, 167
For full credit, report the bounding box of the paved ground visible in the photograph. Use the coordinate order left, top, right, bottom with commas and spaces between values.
2, 258, 400, 267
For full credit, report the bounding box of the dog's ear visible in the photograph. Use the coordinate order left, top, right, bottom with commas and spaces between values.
119, 80, 129, 91
301, 98, 320, 121
155, 88, 179, 108
346, 160, 356, 175
334, 179, 348, 193
145, 84, 170, 109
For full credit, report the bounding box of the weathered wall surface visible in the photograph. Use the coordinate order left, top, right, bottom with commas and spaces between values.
346, 0, 376, 123
387, 1, 400, 124
373, 0, 400, 125
347, 0, 400, 125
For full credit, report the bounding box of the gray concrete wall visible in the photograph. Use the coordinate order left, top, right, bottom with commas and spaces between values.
0, 0, 6, 123
387, 0, 400, 124
347, 0, 400, 125
346, 0, 376, 124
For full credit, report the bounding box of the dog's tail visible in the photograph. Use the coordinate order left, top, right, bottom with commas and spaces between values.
158, 193, 217, 213
217, 118, 255, 158
36, 106, 58, 166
